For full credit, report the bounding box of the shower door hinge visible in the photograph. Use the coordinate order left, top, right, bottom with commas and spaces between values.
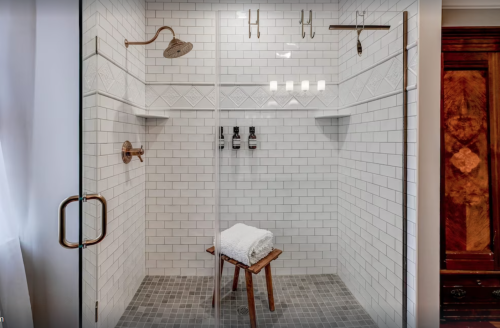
95, 301, 99, 322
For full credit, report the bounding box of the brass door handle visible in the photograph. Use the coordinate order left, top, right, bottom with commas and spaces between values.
58, 194, 107, 249
58, 195, 79, 249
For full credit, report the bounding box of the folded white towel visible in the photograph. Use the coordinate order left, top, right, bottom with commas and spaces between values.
219, 223, 273, 266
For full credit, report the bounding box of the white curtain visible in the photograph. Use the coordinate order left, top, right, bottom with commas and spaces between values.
0, 0, 36, 327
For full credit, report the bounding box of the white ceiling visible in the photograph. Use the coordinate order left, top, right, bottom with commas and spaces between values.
443, 0, 500, 9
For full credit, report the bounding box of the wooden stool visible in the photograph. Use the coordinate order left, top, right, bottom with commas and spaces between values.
207, 247, 283, 328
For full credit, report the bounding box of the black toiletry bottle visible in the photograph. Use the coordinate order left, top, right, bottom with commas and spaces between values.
248, 126, 257, 150
219, 127, 224, 150
232, 127, 241, 150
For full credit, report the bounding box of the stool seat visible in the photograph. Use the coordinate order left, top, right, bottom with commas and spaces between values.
207, 246, 283, 328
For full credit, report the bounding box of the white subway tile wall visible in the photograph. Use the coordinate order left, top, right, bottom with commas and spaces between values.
219, 111, 339, 275
82, 1, 147, 328
82, 93, 98, 328
83, 92, 147, 328
145, 110, 339, 276
337, 1, 418, 328
83, 0, 146, 81
144, 2, 339, 83
145, 83, 340, 110
144, 112, 215, 276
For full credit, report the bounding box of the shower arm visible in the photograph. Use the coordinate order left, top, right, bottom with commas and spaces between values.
125, 26, 176, 48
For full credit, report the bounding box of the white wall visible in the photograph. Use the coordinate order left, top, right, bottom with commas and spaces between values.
442, 9, 500, 26
416, 0, 441, 327
442, 0, 500, 9
144, 2, 339, 84
0, 0, 36, 326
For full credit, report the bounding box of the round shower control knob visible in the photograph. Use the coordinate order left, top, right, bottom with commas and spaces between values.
122, 141, 145, 164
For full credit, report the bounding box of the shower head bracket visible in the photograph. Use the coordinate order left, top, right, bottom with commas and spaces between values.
125, 26, 175, 48
125, 26, 193, 58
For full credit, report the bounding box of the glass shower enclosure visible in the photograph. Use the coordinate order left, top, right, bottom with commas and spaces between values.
78, 2, 411, 327
213, 8, 409, 328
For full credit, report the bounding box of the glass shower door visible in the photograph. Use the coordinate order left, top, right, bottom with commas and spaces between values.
215, 7, 410, 328
79, 0, 149, 326
214, 8, 346, 328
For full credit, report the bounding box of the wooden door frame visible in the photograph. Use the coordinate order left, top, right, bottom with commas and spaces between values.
441, 27, 500, 272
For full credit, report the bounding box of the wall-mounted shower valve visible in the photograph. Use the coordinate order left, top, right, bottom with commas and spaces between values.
122, 141, 144, 163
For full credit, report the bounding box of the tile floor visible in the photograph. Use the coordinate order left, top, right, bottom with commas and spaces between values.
116, 274, 377, 328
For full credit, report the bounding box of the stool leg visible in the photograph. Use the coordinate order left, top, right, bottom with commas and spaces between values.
265, 264, 275, 312
212, 259, 224, 308
245, 271, 257, 328
232, 266, 240, 291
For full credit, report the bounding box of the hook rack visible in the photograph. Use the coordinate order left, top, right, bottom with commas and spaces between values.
249, 9, 260, 38
299, 10, 315, 39
329, 11, 390, 57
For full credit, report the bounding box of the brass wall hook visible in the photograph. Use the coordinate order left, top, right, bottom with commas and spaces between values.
300, 10, 315, 39
122, 141, 144, 163
249, 9, 260, 38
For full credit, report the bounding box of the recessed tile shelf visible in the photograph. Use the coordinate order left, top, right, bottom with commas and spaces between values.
314, 109, 351, 119
135, 113, 170, 119
133, 109, 169, 119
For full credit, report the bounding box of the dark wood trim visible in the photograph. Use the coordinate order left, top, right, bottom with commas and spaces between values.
441, 56, 497, 270
441, 27, 500, 322
440, 52, 445, 323
446, 251, 494, 260
488, 52, 500, 271
441, 270, 500, 275
443, 52, 489, 66
443, 27, 500, 52
440, 52, 446, 271
443, 27, 500, 38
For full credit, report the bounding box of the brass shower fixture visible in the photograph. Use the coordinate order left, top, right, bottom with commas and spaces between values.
125, 26, 193, 58
122, 141, 144, 164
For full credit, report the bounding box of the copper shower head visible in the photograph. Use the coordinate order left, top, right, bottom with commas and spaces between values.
164, 38, 193, 58
125, 26, 193, 58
